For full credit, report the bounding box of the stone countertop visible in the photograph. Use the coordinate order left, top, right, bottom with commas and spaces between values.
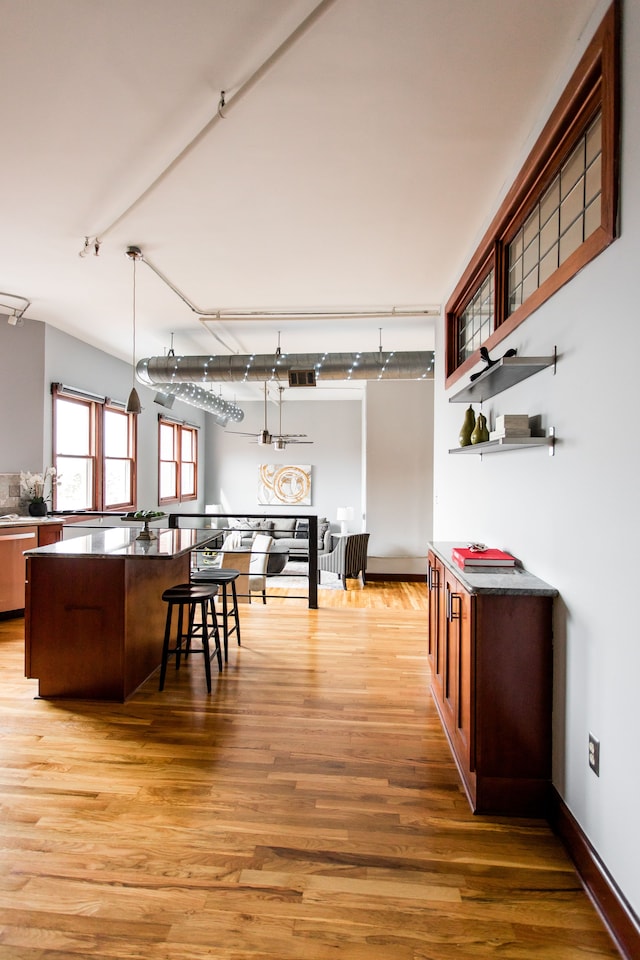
24, 526, 218, 560
429, 541, 558, 597
0, 515, 65, 527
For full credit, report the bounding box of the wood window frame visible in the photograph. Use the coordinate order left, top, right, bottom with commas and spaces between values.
52, 384, 137, 512
158, 416, 199, 505
102, 403, 137, 511
445, 1, 620, 388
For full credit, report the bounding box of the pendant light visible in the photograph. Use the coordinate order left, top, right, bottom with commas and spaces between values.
125, 246, 142, 414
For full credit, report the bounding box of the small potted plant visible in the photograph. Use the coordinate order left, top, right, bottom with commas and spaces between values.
20, 467, 58, 517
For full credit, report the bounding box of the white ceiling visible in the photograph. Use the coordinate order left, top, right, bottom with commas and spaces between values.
1, 0, 600, 402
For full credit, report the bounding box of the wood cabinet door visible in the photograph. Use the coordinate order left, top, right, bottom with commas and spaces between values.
430, 555, 446, 701
441, 567, 460, 731
452, 577, 473, 770
0, 525, 38, 612
427, 553, 439, 667
37, 523, 63, 547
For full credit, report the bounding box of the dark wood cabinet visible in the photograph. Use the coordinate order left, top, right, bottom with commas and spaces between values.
427, 545, 555, 816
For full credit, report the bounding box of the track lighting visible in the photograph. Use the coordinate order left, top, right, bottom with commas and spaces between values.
79, 236, 101, 258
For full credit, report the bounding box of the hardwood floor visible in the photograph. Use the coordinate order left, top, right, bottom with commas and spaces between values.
0, 583, 619, 959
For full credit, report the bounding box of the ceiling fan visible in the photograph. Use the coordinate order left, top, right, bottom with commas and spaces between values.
227, 383, 313, 449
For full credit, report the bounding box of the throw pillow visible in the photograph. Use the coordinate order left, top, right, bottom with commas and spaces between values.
272, 518, 297, 538
294, 519, 309, 540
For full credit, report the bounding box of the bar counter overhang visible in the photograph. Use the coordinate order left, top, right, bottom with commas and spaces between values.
24, 527, 217, 701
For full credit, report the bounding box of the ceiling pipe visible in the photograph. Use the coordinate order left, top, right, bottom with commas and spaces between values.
92, 0, 339, 243
136, 350, 434, 385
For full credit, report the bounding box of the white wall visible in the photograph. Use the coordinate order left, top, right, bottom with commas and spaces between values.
365, 379, 433, 574
433, 0, 640, 915
206, 396, 363, 527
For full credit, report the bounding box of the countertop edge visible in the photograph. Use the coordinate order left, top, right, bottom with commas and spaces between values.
24, 528, 218, 560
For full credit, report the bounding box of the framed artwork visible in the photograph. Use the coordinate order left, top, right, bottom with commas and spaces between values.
258, 464, 311, 505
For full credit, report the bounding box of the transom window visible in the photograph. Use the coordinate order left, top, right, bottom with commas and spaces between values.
508, 113, 602, 315
457, 270, 495, 367
445, 3, 619, 387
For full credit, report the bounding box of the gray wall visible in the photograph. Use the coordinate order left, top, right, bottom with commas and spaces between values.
0, 322, 207, 511
433, 0, 640, 916
0, 319, 46, 470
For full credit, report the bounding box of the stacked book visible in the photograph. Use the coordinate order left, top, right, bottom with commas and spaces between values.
452, 546, 517, 570
489, 414, 530, 441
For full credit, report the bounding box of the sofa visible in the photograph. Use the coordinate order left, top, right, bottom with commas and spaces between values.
227, 516, 332, 559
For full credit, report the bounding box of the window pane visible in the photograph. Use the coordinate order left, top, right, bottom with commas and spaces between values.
560, 179, 585, 234
540, 177, 560, 227
55, 457, 94, 510
539, 246, 558, 285
181, 429, 193, 461
160, 423, 175, 459
585, 154, 601, 205
523, 237, 539, 277
561, 139, 585, 198
586, 113, 602, 164
540, 210, 559, 259
523, 209, 539, 248
160, 462, 177, 499
584, 197, 601, 238
560, 217, 584, 264
181, 462, 195, 497
104, 409, 129, 457
522, 269, 539, 302
56, 399, 91, 455
105, 459, 131, 507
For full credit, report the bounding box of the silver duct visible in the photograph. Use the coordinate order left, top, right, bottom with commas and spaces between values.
150, 382, 245, 425
137, 350, 434, 386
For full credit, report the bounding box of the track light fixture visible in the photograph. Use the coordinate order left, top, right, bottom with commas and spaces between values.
78, 236, 101, 258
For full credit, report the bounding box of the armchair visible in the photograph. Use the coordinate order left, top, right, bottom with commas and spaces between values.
318, 533, 370, 590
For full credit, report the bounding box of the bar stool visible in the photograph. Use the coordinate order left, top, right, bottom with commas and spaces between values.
190, 568, 241, 663
159, 582, 222, 692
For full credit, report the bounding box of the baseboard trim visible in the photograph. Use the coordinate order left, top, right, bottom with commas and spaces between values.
367, 572, 424, 582
549, 787, 640, 959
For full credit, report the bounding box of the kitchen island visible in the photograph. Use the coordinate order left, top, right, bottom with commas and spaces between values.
24, 526, 216, 701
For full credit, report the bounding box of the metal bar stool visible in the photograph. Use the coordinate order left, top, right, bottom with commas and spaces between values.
159, 582, 222, 692
190, 568, 241, 663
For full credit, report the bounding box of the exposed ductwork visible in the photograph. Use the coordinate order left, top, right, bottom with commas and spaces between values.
137, 350, 434, 387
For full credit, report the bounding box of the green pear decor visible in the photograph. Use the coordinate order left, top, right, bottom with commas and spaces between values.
459, 405, 476, 446
471, 411, 490, 444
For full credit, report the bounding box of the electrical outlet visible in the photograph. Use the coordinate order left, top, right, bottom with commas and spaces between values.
589, 733, 600, 776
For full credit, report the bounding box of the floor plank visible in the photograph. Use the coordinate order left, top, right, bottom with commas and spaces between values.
0, 583, 620, 958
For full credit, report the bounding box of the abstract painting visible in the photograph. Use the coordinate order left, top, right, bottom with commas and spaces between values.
258, 464, 311, 505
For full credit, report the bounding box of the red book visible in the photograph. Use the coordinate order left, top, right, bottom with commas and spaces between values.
451, 546, 517, 568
